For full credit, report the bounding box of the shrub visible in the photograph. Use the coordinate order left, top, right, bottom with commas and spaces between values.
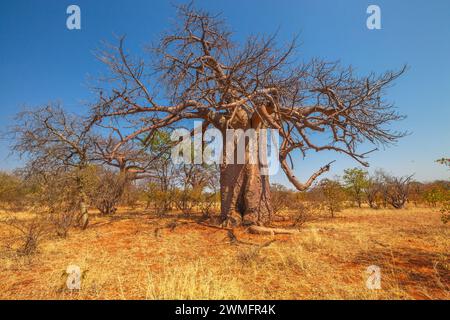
198, 192, 219, 217
270, 184, 291, 215
1, 214, 49, 256
173, 187, 202, 214
0, 171, 29, 210
441, 201, 450, 224
383, 174, 413, 209
342, 168, 369, 208
291, 202, 318, 227
47, 209, 76, 238
87, 169, 130, 215
423, 187, 447, 207
145, 183, 173, 215
317, 179, 346, 217
365, 178, 382, 209
120, 182, 140, 209
34, 172, 84, 236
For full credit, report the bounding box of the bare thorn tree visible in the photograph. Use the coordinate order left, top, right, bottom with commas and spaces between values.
384, 174, 414, 209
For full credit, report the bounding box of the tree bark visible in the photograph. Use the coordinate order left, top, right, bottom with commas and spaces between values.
220, 162, 272, 227
76, 174, 89, 230
79, 195, 89, 230
218, 105, 275, 227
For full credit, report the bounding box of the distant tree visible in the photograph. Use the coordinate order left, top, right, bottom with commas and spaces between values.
343, 168, 369, 208
383, 174, 413, 209
436, 158, 450, 167
423, 186, 446, 207
198, 191, 220, 217
145, 182, 173, 214
143, 131, 177, 213
0, 171, 28, 210
318, 179, 346, 217
436, 158, 450, 223
372, 169, 390, 208
364, 177, 382, 209
173, 162, 219, 215
408, 181, 425, 207
120, 181, 141, 209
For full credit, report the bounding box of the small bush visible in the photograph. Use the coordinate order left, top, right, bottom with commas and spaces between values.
291, 202, 319, 227
317, 179, 346, 217
270, 184, 291, 215
145, 183, 173, 215
1, 215, 49, 256
198, 192, 219, 217
28, 172, 81, 237
384, 175, 413, 209
441, 201, 450, 224
47, 209, 76, 238
0, 171, 30, 211
423, 187, 447, 207
87, 169, 130, 215
173, 188, 202, 215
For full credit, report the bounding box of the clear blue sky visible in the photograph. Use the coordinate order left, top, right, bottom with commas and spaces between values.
1, 0, 449, 184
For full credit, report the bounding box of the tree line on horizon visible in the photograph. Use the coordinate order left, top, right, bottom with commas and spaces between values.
0, 155, 448, 256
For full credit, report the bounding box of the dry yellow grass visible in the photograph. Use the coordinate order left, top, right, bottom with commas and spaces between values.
0, 206, 448, 300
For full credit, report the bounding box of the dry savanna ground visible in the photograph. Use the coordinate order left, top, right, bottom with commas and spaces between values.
0, 206, 448, 300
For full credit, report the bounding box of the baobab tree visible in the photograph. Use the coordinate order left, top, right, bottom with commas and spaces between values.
92, 125, 156, 176
92, 4, 406, 227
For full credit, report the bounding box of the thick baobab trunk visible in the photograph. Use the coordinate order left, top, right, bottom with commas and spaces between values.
220, 162, 272, 227
218, 106, 274, 227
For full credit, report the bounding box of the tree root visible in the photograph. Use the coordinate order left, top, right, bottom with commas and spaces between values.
271, 214, 289, 222
197, 221, 299, 236
154, 220, 195, 238
247, 225, 300, 235
197, 221, 233, 231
